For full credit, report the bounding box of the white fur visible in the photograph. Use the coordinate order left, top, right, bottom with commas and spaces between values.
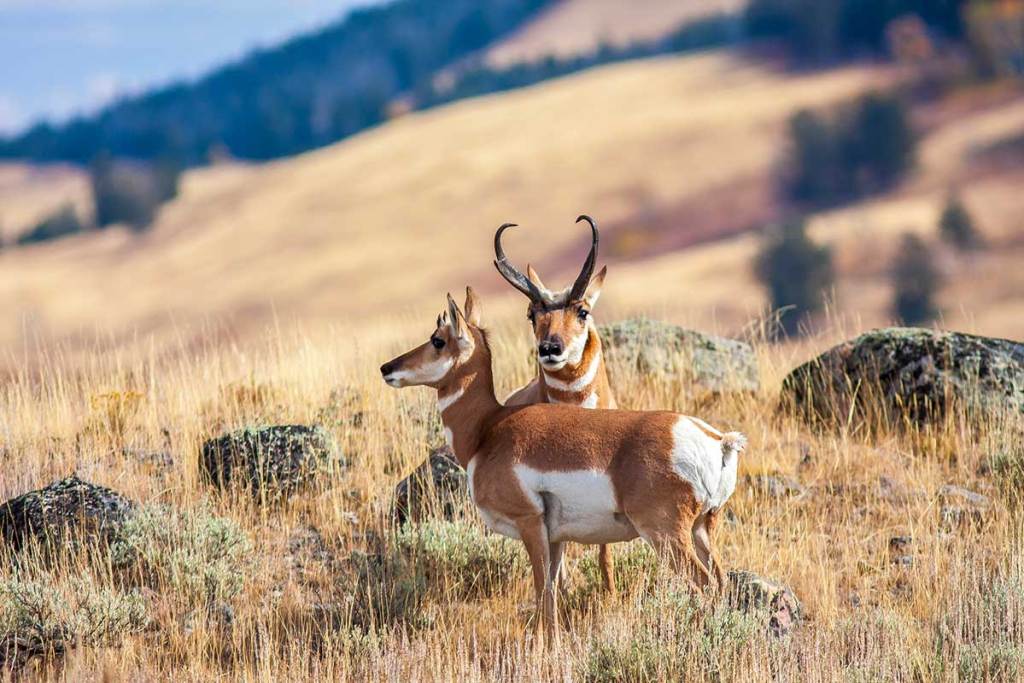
383, 356, 453, 387
437, 386, 464, 413
512, 466, 638, 544
443, 427, 454, 448
543, 351, 600, 393
669, 417, 739, 512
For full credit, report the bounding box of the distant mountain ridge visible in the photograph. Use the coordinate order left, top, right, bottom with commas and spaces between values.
0, 0, 551, 165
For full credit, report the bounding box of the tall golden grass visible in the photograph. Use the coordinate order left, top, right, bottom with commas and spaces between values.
2, 308, 1021, 681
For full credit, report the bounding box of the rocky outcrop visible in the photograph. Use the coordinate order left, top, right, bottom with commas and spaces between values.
727, 570, 802, 637
200, 425, 339, 499
0, 475, 135, 553
393, 445, 467, 524
782, 328, 1024, 428
598, 318, 760, 393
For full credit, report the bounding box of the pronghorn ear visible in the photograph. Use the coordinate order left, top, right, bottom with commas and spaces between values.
583, 265, 607, 308
446, 293, 467, 340
464, 287, 482, 327
526, 264, 548, 293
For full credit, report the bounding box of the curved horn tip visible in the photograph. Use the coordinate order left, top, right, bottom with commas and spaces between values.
575, 214, 594, 225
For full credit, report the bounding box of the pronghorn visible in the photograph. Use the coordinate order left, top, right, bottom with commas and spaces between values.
495, 215, 619, 592
380, 289, 744, 634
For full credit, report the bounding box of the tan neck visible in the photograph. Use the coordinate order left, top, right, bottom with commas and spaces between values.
437, 336, 501, 468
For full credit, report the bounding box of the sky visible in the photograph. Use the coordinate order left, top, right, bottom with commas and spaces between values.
0, 0, 376, 135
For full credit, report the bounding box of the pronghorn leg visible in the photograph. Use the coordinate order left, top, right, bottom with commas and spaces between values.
517, 514, 556, 638
692, 511, 726, 592
549, 541, 566, 592
598, 544, 616, 595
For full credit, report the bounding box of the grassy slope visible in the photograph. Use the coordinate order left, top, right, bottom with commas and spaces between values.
0, 51, 895, 360
482, 0, 745, 66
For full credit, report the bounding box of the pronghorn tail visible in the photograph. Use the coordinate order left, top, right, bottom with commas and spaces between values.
721, 432, 747, 465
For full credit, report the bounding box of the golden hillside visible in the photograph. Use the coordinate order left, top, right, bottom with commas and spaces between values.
483, 0, 743, 66
1, 49, 1023, 366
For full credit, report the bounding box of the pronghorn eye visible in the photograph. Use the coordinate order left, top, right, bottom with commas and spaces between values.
431, 337, 445, 349
578, 308, 590, 321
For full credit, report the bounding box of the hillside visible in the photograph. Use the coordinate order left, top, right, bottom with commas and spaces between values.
482, 0, 743, 66
0, 0, 552, 165
2, 50, 1023, 363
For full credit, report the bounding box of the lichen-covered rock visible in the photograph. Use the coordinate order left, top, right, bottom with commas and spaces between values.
727, 570, 801, 637
393, 445, 468, 523
599, 318, 760, 393
0, 475, 135, 553
200, 425, 339, 499
782, 328, 1024, 429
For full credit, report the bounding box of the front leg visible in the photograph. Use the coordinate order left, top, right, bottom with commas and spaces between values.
516, 513, 556, 638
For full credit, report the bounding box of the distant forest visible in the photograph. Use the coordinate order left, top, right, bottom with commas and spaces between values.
0, 0, 977, 168
0, 0, 553, 165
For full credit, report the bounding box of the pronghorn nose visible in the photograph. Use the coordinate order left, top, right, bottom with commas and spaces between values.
538, 339, 563, 358
380, 362, 395, 377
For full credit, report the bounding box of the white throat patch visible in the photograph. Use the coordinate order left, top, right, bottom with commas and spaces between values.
437, 386, 464, 413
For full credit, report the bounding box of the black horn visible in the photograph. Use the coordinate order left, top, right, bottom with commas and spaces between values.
568, 214, 599, 302
493, 223, 546, 302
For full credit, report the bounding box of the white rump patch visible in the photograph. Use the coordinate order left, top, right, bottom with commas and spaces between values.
513, 466, 637, 544
669, 417, 739, 512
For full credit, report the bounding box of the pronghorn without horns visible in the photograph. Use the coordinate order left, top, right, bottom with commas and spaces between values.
380, 288, 745, 635
495, 215, 619, 592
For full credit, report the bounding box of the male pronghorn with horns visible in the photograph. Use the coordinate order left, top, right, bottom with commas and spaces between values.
380, 289, 744, 635
495, 215, 620, 592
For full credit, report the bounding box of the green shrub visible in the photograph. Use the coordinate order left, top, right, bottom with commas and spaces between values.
584, 578, 760, 682
349, 520, 526, 629
939, 193, 981, 250
0, 577, 148, 672
786, 93, 916, 205
110, 503, 252, 607
16, 204, 85, 245
756, 219, 834, 335
892, 233, 940, 324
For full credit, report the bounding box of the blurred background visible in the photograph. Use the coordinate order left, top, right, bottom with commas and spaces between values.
1, 0, 1022, 364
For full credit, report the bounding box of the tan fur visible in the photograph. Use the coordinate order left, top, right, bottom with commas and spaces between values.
380, 289, 744, 635
503, 265, 617, 592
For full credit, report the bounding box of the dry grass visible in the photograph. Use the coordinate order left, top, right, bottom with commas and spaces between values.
481, 0, 744, 66
2, 309, 1022, 681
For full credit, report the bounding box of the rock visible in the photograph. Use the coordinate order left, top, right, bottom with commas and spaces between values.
938, 485, 990, 529
745, 474, 807, 499
393, 445, 467, 523
781, 327, 1024, 428
888, 535, 913, 554
598, 318, 760, 393
727, 570, 801, 637
0, 475, 135, 553
200, 425, 339, 499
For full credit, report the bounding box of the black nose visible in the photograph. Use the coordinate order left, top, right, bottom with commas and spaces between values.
538, 339, 563, 358
380, 362, 394, 376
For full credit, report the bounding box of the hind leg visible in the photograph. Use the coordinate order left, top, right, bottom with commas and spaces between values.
598, 544, 616, 595
692, 511, 725, 592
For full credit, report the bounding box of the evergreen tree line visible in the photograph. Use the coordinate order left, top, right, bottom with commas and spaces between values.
0, 0, 552, 166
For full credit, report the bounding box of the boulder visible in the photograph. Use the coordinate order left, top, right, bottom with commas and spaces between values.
938, 485, 990, 529
0, 475, 135, 553
200, 425, 339, 499
393, 445, 468, 524
727, 570, 802, 637
598, 318, 760, 393
744, 473, 807, 499
782, 328, 1024, 429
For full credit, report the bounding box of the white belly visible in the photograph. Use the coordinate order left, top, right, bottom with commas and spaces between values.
514, 466, 638, 544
